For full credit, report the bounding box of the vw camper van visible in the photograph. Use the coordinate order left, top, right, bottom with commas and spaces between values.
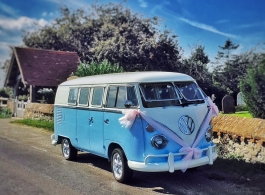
51, 71, 218, 183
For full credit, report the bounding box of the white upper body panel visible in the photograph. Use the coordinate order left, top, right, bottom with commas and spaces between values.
59, 71, 194, 86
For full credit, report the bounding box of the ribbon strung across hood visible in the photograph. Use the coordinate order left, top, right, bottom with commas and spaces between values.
119, 97, 219, 172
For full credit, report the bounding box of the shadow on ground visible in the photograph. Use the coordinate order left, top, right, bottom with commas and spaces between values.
75, 152, 265, 194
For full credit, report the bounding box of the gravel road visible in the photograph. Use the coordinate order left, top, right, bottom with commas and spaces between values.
0, 118, 264, 195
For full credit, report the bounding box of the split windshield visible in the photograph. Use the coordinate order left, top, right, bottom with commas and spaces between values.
139, 81, 205, 108
174, 82, 205, 101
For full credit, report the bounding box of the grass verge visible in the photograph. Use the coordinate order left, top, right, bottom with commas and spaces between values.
11, 119, 54, 132
222, 111, 252, 118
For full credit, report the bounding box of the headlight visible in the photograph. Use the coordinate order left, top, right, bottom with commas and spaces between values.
205, 125, 213, 142
151, 135, 168, 149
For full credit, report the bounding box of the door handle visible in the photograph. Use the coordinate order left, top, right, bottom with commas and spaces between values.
89, 117, 93, 124
104, 119, 109, 124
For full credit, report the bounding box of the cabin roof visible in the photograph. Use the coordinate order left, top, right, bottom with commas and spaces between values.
4, 47, 80, 87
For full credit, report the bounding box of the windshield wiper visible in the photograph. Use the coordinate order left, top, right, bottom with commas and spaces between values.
180, 99, 205, 107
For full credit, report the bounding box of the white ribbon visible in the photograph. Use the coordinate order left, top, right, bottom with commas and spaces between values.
119, 97, 219, 172
119, 109, 140, 129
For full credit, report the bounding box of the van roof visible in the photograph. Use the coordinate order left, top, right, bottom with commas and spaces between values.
60, 71, 194, 86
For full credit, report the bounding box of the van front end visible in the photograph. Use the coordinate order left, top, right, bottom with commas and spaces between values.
120, 93, 219, 173
126, 113, 217, 173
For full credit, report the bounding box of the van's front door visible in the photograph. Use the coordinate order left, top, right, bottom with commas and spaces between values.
76, 109, 90, 150
76, 108, 104, 155
89, 109, 104, 155
76, 88, 91, 150
89, 87, 105, 156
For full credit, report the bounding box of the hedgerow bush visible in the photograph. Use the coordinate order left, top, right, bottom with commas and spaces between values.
75, 59, 123, 77
235, 105, 248, 112
0, 107, 12, 118
240, 55, 265, 119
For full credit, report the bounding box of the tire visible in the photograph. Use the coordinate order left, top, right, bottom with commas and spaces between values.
61, 138, 77, 161
111, 148, 133, 183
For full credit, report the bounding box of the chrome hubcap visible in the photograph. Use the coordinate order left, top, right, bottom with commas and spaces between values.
113, 152, 123, 179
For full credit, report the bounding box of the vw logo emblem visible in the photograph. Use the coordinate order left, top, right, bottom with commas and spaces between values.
178, 115, 195, 135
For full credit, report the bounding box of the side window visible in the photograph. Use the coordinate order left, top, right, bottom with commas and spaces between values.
106, 85, 138, 108
127, 86, 138, 106
106, 86, 118, 108
79, 88, 90, 105
91, 87, 104, 106
68, 88, 78, 105
116, 86, 126, 108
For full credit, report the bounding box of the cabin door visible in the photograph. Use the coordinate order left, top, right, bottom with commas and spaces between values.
89, 87, 105, 155
76, 109, 90, 150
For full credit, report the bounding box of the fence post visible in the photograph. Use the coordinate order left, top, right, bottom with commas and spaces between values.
14, 96, 18, 117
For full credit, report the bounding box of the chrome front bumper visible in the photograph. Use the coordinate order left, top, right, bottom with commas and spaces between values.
128, 145, 217, 173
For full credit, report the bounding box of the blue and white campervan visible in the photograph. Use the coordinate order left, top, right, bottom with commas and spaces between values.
51, 72, 218, 183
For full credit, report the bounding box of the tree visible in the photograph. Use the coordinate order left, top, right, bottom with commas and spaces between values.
213, 40, 263, 106
23, 3, 182, 72
213, 39, 240, 94
1, 46, 12, 74
215, 39, 239, 63
75, 59, 123, 77
211, 39, 256, 109
212, 40, 264, 109
0, 87, 13, 98
240, 53, 265, 119
181, 45, 211, 89
181, 45, 210, 76
1, 59, 10, 73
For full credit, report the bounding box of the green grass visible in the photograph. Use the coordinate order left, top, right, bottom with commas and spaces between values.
222, 111, 252, 118
11, 119, 54, 132
0, 115, 10, 119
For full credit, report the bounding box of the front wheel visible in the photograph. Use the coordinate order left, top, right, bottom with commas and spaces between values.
61, 138, 77, 160
111, 148, 133, 183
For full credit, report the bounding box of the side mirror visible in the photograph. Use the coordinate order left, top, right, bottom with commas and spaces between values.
124, 100, 133, 108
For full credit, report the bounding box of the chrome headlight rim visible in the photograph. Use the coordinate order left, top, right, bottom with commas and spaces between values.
205, 125, 213, 142
151, 134, 168, 149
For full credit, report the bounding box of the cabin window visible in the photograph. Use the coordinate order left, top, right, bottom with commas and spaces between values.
106, 86, 138, 108
79, 88, 90, 105
91, 87, 104, 106
68, 88, 78, 105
